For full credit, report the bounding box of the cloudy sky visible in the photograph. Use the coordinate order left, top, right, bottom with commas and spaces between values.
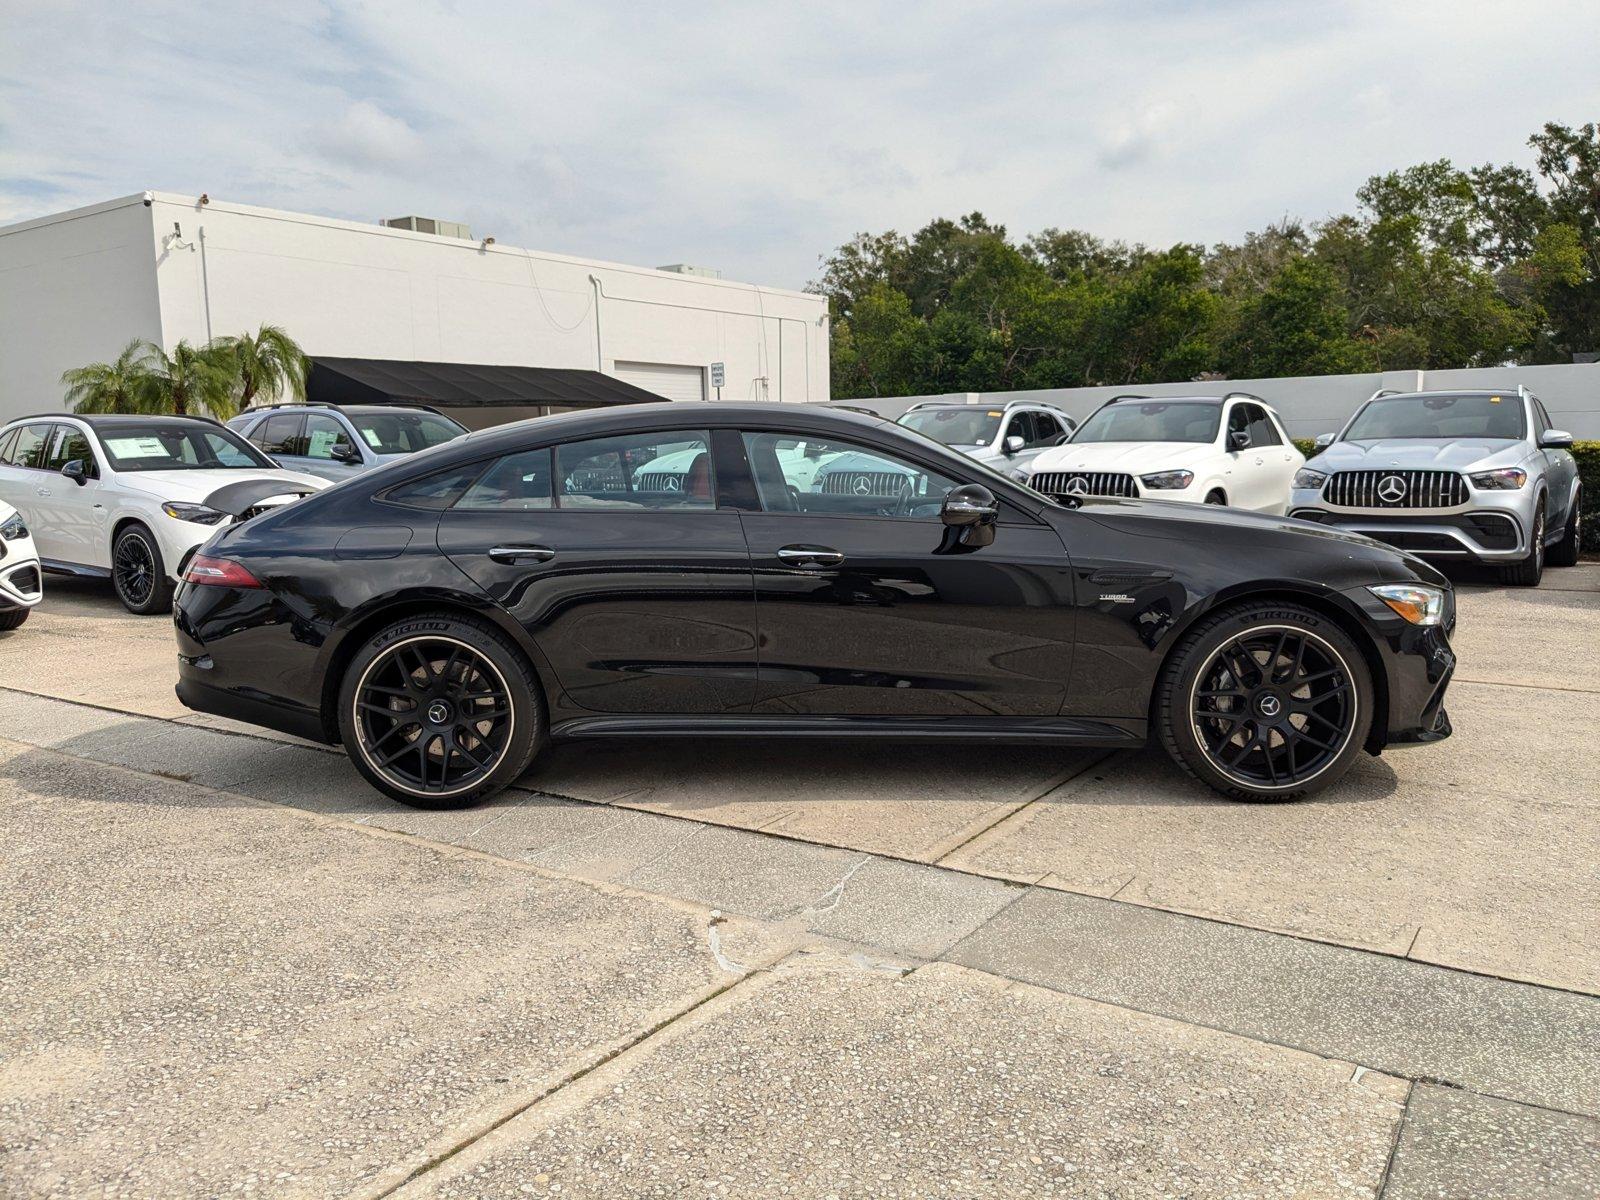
2, 1, 1596, 289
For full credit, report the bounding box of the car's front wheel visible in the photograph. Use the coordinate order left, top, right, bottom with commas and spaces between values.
1156, 601, 1374, 802
1548, 487, 1581, 568
112, 523, 174, 615
337, 612, 545, 807
0, 607, 29, 631
1499, 499, 1546, 587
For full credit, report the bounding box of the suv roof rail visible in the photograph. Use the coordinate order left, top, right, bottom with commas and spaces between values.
239, 400, 450, 418
1103, 393, 1151, 403
1365, 388, 1404, 402
1222, 391, 1267, 403
7, 411, 222, 427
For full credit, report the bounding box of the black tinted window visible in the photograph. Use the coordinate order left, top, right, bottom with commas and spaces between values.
259, 414, 305, 456
1247, 407, 1282, 447
556, 431, 715, 510
742, 432, 957, 519
1032, 413, 1061, 444
382, 462, 488, 510
457, 449, 553, 511
46, 426, 98, 476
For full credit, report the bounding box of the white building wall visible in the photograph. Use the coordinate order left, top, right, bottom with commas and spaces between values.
0, 197, 164, 420
0, 191, 830, 425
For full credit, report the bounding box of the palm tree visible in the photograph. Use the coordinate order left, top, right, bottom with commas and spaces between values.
60, 338, 156, 413
216, 324, 310, 409
140, 339, 239, 419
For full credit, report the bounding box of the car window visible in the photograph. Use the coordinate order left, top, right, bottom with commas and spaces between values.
1226, 404, 1251, 445
382, 461, 489, 510
304, 414, 358, 462
8, 423, 56, 469
1074, 402, 1222, 444
456, 449, 553, 511
1344, 394, 1526, 440
553, 431, 715, 510
258, 413, 306, 456
1004, 412, 1036, 446
96, 423, 272, 471
46, 426, 99, 476
742, 432, 958, 520
348, 410, 466, 455
1533, 399, 1553, 435
0, 428, 19, 463
897, 408, 1003, 447
1246, 406, 1282, 447
1032, 413, 1061, 445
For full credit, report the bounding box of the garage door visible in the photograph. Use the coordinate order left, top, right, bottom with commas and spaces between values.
613, 361, 707, 403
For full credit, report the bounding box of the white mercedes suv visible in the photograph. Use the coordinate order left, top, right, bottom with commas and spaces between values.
0, 414, 324, 614
0, 497, 42, 630
1017, 393, 1303, 513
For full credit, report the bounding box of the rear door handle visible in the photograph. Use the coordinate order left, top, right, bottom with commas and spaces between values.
777, 544, 844, 567
488, 544, 555, 564
36, 487, 51, 497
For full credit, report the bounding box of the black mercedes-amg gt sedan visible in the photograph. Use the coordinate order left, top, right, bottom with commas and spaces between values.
173, 402, 1455, 807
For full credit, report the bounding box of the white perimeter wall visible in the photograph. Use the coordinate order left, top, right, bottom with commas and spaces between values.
0, 192, 830, 425
837, 364, 1600, 439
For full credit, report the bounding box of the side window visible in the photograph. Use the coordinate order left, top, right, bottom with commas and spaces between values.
1031, 412, 1061, 445
556, 430, 714, 510
741, 432, 958, 519
10, 423, 56, 469
382, 461, 489, 510
1533, 399, 1552, 435
1247, 406, 1282, 447
1004, 412, 1036, 447
0, 427, 19, 464
45, 426, 99, 476
457, 449, 553, 511
304, 414, 357, 462
258, 413, 305, 456
1227, 404, 1251, 447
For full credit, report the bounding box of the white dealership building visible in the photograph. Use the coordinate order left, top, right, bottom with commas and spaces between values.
0, 192, 830, 427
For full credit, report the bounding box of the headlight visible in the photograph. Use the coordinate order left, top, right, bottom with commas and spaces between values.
0, 512, 26, 540
1468, 468, 1527, 490
1139, 469, 1194, 490
1293, 469, 1328, 490
1369, 584, 1446, 626
161, 501, 231, 526
1008, 468, 1033, 485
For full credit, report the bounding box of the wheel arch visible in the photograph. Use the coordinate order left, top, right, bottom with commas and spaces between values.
315, 589, 559, 743
1149, 582, 1390, 755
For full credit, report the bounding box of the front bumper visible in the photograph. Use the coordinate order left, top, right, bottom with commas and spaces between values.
1339, 584, 1456, 751
0, 536, 44, 610
1291, 492, 1530, 562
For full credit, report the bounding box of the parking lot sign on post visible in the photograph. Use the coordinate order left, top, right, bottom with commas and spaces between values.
710, 361, 725, 400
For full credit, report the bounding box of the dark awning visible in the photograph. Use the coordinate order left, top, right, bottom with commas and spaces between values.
306, 358, 667, 408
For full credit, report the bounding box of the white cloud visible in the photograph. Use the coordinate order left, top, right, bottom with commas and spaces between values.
2, 0, 1597, 286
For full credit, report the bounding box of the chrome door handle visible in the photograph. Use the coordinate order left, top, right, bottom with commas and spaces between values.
36, 487, 51, 497
488, 544, 555, 564
777, 545, 844, 567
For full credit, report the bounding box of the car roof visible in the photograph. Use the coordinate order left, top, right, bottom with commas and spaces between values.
3, 412, 224, 430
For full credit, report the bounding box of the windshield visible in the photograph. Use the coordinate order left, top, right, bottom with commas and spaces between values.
1343, 394, 1526, 441
897, 408, 1003, 446
348, 410, 467, 455
98, 423, 275, 472
1072, 401, 1221, 444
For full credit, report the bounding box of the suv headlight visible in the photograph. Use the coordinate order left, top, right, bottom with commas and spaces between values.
0, 512, 26, 540
161, 501, 231, 526
1293, 468, 1328, 490
1369, 584, 1446, 626
1139, 469, 1194, 490
1008, 468, 1033, 485
1468, 468, 1527, 490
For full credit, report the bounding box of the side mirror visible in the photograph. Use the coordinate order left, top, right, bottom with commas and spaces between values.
1229, 430, 1251, 451
1313, 433, 1335, 450
941, 484, 998, 548
330, 443, 362, 463
1540, 429, 1574, 450
1002, 435, 1025, 455
61, 459, 89, 486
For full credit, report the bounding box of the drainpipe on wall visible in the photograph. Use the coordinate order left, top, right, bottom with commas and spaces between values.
588, 275, 604, 370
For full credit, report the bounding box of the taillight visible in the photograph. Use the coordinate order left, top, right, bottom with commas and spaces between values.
182, 554, 264, 588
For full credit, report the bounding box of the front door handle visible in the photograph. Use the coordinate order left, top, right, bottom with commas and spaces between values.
488, 544, 555, 564
36, 487, 51, 498
777, 544, 844, 568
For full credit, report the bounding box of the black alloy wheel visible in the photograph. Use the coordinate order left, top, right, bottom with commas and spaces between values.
339, 614, 544, 807
112, 524, 174, 615
1157, 602, 1373, 801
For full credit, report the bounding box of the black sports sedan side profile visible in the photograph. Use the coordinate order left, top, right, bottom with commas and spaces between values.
172, 402, 1456, 807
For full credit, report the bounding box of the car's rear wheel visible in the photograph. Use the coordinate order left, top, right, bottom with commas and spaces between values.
1204, 490, 1227, 505
1156, 602, 1374, 802
1499, 499, 1546, 586
337, 612, 545, 808
1548, 487, 1581, 568
112, 523, 174, 615
0, 607, 29, 631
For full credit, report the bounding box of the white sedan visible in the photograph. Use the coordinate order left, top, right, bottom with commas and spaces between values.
1017, 393, 1303, 513
0, 414, 323, 614
0, 497, 43, 630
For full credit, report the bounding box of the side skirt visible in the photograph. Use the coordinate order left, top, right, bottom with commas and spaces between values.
550, 714, 1147, 746
40, 559, 112, 579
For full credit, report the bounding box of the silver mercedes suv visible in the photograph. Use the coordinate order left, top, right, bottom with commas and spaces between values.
1289, 387, 1582, 586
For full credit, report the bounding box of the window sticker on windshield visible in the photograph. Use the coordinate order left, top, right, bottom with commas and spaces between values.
1489, 396, 1501, 403
360, 428, 384, 447
308, 428, 340, 456
104, 437, 169, 458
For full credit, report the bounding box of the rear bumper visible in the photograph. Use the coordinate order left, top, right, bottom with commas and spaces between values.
175, 660, 330, 743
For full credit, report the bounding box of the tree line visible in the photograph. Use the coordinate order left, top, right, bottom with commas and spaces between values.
62, 325, 309, 419
817, 121, 1600, 399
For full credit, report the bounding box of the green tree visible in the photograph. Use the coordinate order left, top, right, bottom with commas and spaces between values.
139, 340, 238, 419
215, 323, 309, 409
60, 338, 155, 414
828, 284, 932, 398
1221, 259, 1369, 377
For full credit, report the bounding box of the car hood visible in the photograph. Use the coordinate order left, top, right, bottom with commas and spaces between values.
1058, 496, 1450, 588
115, 469, 327, 505
1309, 439, 1523, 472
1032, 441, 1214, 472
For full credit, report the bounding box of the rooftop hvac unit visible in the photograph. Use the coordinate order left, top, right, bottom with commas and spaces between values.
657, 263, 722, 279
383, 215, 473, 240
